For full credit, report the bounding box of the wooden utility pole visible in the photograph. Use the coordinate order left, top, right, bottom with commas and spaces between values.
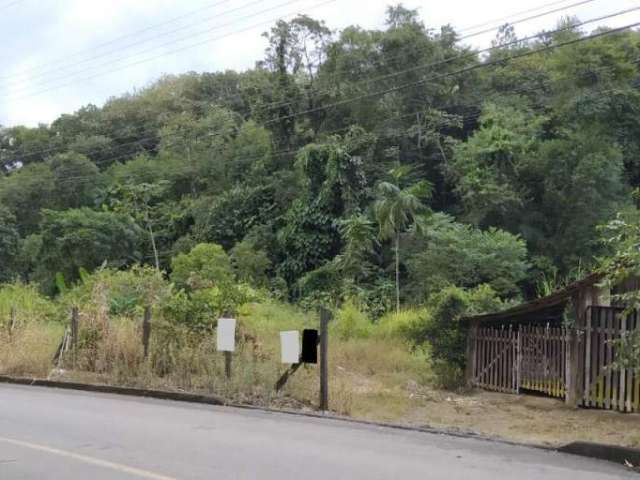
142, 306, 151, 358
319, 308, 331, 412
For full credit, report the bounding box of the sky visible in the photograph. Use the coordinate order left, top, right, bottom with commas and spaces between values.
0, 0, 636, 127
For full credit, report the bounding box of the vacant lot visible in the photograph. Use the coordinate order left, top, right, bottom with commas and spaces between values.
350, 386, 640, 448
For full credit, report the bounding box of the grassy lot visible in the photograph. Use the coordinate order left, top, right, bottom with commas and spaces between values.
1, 293, 639, 449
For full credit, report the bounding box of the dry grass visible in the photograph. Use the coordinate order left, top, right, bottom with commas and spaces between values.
2, 299, 640, 449
0, 323, 63, 377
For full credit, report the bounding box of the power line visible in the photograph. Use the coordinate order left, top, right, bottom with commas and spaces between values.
458, 0, 594, 33
32, 32, 640, 186
1, 0, 606, 100
47, 72, 640, 190
265, 20, 640, 127
0, 0, 280, 88
0, 0, 25, 12
3, 3, 635, 167
1, 0, 336, 101
458, 0, 597, 41
0, 0, 236, 81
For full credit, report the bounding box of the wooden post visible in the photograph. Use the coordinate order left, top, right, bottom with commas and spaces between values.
7, 306, 16, 338
71, 307, 79, 366
465, 321, 478, 387
142, 306, 151, 358
319, 308, 330, 412
565, 327, 584, 407
224, 351, 232, 379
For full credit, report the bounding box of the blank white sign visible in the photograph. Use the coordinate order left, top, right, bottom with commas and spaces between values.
217, 318, 236, 352
280, 331, 300, 364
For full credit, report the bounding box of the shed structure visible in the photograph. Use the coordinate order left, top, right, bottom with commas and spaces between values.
464, 273, 640, 412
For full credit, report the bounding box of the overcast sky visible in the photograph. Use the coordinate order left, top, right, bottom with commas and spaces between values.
0, 0, 636, 127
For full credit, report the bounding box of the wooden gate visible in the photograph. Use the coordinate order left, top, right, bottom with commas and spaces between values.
469, 327, 518, 393
581, 306, 640, 412
519, 325, 566, 398
468, 325, 566, 397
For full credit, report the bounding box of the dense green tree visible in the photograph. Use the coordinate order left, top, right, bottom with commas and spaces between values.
0, 207, 19, 282
406, 213, 529, 299
35, 208, 143, 291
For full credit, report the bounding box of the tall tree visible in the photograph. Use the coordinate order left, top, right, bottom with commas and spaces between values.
374, 167, 431, 312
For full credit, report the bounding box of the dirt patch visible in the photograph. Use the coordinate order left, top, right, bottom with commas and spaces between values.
350, 384, 640, 448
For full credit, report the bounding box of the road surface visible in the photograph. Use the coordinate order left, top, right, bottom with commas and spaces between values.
0, 383, 634, 479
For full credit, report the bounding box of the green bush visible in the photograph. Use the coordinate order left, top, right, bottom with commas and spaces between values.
0, 283, 57, 323
332, 300, 372, 340
373, 308, 425, 341
417, 284, 504, 389
170, 243, 233, 291
61, 265, 170, 317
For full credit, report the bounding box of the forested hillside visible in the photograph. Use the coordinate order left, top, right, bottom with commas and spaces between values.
1, 6, 639, 313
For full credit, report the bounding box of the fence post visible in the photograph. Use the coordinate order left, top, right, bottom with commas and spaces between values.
7, 306, 16, 338
465, 321, 478, 387
565, 327, 583, 407
319, 308, 331, 412
71, 307, 79, 366
142, 306, 151, 358
224, 351, 232, 379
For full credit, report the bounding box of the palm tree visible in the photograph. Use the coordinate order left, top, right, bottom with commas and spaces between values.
374, 167, 431, 313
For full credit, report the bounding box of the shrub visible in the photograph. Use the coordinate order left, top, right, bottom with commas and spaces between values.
0, 282, 57, 324
171, 243, 233, 291
418, 284, 504, 389
373, 308, 425, 341
61, 265, 171, 317
333, 300, 372, 340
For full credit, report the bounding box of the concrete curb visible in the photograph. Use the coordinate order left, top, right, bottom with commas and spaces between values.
0, 375, 225, 406
1, 375, 638, 470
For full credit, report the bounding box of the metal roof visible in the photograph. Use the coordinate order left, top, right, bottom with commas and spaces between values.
463, 272, 602, 324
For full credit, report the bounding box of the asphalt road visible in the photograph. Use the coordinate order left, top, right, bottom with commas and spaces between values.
0, 384, 635, 479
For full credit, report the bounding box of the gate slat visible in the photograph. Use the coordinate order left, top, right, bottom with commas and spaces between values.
605, 309, 612, 410
620, 313, 627, 412
589, 307, 599, 407
585, 308, 592, 404
598, 308, 606, 408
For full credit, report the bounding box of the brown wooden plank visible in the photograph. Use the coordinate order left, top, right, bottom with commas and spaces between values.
499, 328, 504, 392
611, 311, 619, 411
585, 308, 592, 404
590, 309, 598, 407
629, 312, 637, 411
597, 308, 605, 408
476, 328, 485, 386
543, 325, 548, 395
512, 328, 517, 392
605, 309, 612, 410
551, 328, 560, 398
502, 328, 507, 392
620, 313, 627, 412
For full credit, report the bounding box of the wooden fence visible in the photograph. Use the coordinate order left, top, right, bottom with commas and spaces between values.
581, 306, 640, 412
519, 325, 566, 398
469, 325, 566, 397
469, 306, 640, 412
469, 327, 518, 394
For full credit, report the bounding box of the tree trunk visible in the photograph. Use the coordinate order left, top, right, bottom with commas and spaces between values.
395, 232, 400, 314
147, 222, 160, 272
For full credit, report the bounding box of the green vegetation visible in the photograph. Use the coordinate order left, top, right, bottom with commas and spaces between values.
2, 8, 640, 389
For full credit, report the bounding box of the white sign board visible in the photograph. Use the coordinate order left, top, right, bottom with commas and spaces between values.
217, 318, 236, 352
280, 330, 300, 364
